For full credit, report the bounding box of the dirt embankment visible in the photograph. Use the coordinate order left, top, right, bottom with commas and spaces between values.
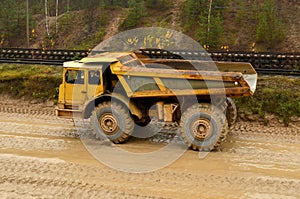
0, 96, 299, 198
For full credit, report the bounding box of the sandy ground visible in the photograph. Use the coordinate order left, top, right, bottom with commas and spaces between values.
0, 99, 300, 199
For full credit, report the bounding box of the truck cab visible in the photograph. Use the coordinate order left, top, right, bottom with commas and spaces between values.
56, 56, 118, 118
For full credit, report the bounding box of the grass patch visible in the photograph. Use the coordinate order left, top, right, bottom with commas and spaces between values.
235, 76, 300, 126
0, 64, 62, 102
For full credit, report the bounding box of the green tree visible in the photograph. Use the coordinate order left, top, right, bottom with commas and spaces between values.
145, 0, 171, 11
184, 0, 205, 30
99, 0, 128, 7
85, 0, 100, 31
256, 0, 285, 50
194, 15, 223, 49
184, 0, 226, 49
0, 0, 27, 46
121, 0, 147, 30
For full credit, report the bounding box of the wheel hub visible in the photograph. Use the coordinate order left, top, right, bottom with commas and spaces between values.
192, 119, 213, 140
99, 113, 119, 135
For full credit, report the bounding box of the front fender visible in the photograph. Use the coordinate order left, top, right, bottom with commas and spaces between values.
83, 94, 143, 119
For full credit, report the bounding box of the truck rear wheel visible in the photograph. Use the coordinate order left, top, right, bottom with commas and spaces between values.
226, 97, 237, 127
91, 101, 134, 143
180, 103, 228, 151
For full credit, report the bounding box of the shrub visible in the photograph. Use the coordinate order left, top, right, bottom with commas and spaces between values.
236, 77, 300, 126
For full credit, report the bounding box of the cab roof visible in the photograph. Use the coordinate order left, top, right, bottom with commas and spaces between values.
63, 52, 133, 68
79, 52, 131, 63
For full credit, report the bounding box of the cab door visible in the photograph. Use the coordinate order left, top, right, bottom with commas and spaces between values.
64, 69, 87, 105
87, 69, 103, 100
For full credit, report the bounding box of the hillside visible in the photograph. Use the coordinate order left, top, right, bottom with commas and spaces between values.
0, 0, 299, 52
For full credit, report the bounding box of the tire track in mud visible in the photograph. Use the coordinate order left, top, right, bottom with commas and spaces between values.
0, 134, 75, 151
0, 175, 161, 199
231, 122, 300, 143
223, 122, 300, 174
0, 155, 168, 198
0, 176, 160, 199
0, 105, 54, 116
0, 102, 55, 117
0, 107, 71, 125
0, 154, 300, 199
1, 108, 300, 167
1, 104, 300, 198
0, 121, 78, 138
0, 105, 79, 152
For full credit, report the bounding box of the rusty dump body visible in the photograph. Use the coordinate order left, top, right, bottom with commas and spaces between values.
56, 49, 257, 150
113, 51, 257, 98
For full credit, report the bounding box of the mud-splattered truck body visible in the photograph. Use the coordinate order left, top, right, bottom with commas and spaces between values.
56, 50, 257, 150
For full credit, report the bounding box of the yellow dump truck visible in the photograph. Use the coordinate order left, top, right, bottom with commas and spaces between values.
56, 50, 257, 151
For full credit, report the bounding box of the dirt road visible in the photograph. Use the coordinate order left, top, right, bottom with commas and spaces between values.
0, 99, 300, 198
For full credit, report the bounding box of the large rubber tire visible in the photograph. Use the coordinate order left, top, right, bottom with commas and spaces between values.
180, 103, 228, 151
226, 97, 237, 127
90, 101, 134, 143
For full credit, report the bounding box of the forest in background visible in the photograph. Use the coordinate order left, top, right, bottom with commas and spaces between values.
0, 0, 299, 51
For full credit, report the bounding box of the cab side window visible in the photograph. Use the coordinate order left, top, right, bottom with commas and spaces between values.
88, 70, 100, 85
66, 70, 84, 84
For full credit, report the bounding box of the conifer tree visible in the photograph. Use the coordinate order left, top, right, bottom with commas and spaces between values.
256, 0, 285, 49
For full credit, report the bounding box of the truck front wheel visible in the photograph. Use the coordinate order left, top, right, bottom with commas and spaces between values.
180, 103, 228, 151
91, 101, 134, 143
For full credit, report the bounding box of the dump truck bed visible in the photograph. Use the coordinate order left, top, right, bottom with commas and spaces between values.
108, 52, 257, 98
